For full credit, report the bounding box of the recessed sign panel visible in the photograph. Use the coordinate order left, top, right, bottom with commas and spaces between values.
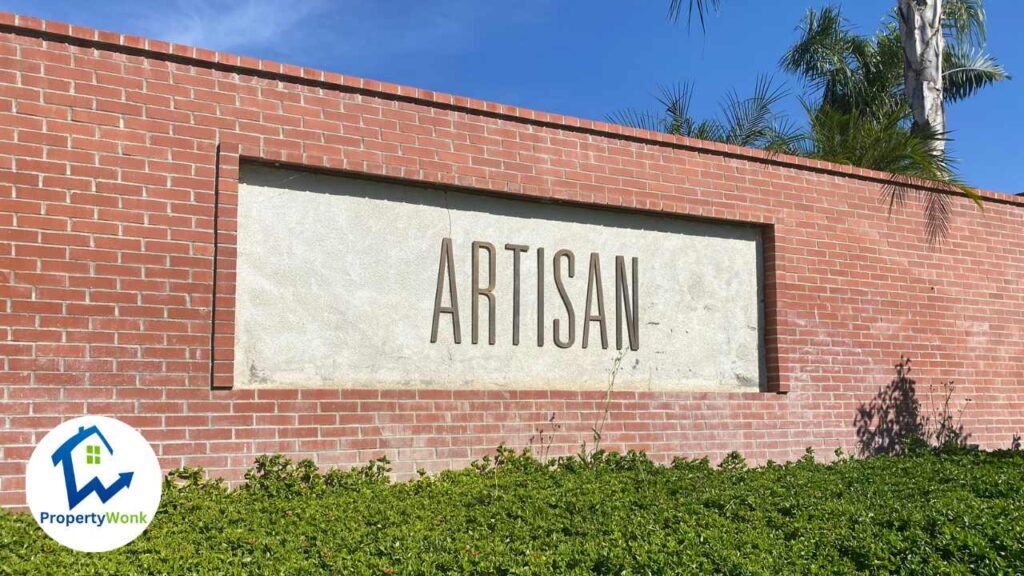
235, 165, 765, 391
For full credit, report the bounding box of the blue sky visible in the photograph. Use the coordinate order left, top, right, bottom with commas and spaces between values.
5, 0, 1021, 193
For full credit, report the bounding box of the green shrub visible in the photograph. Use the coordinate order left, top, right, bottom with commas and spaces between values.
2, 448, 1024, 575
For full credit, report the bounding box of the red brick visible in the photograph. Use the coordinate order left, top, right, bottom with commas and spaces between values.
0, 14, 1022, 509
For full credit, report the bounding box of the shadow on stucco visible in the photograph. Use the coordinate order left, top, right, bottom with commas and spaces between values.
854, 356, 971, 456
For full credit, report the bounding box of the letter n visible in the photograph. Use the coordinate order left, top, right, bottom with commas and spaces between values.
615, 256, 639, 351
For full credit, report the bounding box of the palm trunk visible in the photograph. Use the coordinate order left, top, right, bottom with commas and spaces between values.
898, 0, 945, 154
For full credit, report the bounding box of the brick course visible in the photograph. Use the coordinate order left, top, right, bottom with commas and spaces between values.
1, 12, 1023, 507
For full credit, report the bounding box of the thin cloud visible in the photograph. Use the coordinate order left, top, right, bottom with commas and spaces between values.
108, 0, 550, 73
140, 0, 329, 52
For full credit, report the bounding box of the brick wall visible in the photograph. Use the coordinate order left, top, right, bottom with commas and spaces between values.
1, 13, 1023, 507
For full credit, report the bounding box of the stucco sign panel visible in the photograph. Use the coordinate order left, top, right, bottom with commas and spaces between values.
235, 165, 766, 391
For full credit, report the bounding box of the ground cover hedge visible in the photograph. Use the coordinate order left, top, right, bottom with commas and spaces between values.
2, 447, 1023, 575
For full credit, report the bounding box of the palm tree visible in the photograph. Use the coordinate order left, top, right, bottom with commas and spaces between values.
617, 1, 1008, 240
782, 5, 1004, 127
668, 0, 1000, 149
781, 5, 1006, 239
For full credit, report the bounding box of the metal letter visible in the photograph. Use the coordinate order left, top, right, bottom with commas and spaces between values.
582, 252, 608, 349
537, 247, 545, 347
553, 249, 576, 349
504, 244, 529, 346
472, 241, 496, 345
615, 255, 639, 351
430, 238, 461, 344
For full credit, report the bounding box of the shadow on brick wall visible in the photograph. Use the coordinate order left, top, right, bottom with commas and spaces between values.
854, 356, 971, 456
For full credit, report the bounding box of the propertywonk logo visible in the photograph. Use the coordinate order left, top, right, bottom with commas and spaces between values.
26, 416, 162, 552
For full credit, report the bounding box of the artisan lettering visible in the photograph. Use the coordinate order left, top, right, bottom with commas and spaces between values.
430, 238, 639, 350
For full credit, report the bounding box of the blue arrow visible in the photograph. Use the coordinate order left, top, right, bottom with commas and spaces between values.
62, 460, 134, 510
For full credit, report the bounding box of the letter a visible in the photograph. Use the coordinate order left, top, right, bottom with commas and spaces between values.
431, 238, 462, 343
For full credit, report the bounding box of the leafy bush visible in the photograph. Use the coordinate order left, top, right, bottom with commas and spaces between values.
2, 447, 1024, 575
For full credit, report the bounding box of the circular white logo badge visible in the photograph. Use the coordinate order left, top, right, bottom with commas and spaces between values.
25, 416, 162, 552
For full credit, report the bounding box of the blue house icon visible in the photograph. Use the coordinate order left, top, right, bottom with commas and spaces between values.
51, 425, 134, 510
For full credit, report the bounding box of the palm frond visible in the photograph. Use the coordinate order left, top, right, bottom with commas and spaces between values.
656, 83, 698, 135
761, 116, 806, 156
667, 0, 722, 31
943, 0, 986, 46
781, 6, 905, 116
689, 119, 726, 142
606, 83, 703, 136
605, 108, 666, 133
867, 24, 910, 112
781, 7, 856, 93
805, 105, 978, 243
717, 75, 798, 150
943, 44, 1010, 102
605, 76, 798, 153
